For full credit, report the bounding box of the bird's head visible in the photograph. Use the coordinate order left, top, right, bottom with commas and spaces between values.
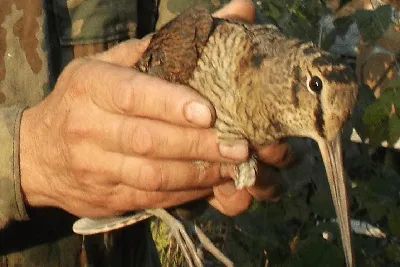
235, 24, 358, 267
237, 26, 358, 143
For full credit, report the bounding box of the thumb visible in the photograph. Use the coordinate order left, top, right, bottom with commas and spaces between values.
213, 0, 256, 23
93, 35, 152, 67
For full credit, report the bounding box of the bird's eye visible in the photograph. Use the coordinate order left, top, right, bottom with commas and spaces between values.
308, 76, 323, 93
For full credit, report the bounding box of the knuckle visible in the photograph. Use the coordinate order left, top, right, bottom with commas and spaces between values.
61, 58, 86, 79
66, 143, 98, 179
89, 192, 108, 208
62, 58, 92, 94
79, 181, 118, 209
187, 131, 204, 157
113, 75, 142, 113
113, 79, 132, 112
122, 123, 156, 156
136, 163, 165, 191
157, 94, 170, 119
68, 149, 91, 175
63, 110, 92, 140
88, 188, 112, 209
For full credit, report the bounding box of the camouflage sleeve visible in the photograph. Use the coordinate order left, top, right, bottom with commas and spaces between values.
156, 0, 268, 30
0, 0, 51, 231
0, 106, 29, 229
156, 0, 231, 29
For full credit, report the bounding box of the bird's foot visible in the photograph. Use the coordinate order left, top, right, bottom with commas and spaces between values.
234, 154, 258, 189
191, 223, 234, 267
149, 208, 235, 267
147, 208, 203, 267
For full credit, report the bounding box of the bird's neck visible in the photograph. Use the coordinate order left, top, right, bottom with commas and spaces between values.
189, 22, 280, 146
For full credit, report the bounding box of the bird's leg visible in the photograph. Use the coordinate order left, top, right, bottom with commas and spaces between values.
192, 224, 234, 267
235, 154, 258, 189
73, 208, 233, 266
146, 208, 203, 267
150, 208, 235, 267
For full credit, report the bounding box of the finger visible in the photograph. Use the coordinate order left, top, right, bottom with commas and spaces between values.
62, 185, 212, 218
110, 186, 212, 212
76, 59, 215, 128
208, 181, 252, 216
213, 0, 256, 23
246, 163, 286, 201
73, 144, 234, 191
107, 153, 231, 191
77, 107, 248, 161
256, 143, 294, 168
93, 36, 152, 67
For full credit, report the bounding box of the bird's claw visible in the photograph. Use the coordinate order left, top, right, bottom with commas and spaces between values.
147, 209, 204, 267
234, 155, 258, 189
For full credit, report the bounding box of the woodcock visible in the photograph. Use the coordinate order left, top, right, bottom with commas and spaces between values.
73, 7, 359, 267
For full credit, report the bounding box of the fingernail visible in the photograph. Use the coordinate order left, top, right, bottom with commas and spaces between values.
219, 141, 249, 161
218, 182, 237, 197
184, 101, 213, 127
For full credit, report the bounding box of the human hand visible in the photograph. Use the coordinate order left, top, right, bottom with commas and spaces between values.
19, 36, 249, 218
20, 0, 291, 219
213, 0, 256, 22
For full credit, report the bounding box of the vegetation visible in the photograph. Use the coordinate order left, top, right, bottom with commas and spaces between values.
152, 1, 400, 266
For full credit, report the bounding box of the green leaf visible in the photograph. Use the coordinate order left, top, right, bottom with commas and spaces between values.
366, 119, 389, 147
363, 100, 391, 127
354, 5, 393, 44
357, 81, 400, 146
381, 88, 396, 104
388, 77, 400, 89
352, 84, 377, 139
362, 96, 392, 147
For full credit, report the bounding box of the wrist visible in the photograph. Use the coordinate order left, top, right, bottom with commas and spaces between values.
20, 107, 56, 209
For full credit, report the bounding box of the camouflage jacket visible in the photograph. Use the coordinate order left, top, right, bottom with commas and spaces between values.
0, 0, 229, 266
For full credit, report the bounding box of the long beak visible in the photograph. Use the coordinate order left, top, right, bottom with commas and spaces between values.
317, 134, 354, 267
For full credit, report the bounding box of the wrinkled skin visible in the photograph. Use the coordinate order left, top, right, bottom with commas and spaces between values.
20, 0, 287, 225
1, 0, 290, 266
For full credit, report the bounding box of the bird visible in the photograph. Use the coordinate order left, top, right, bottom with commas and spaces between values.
73, 6, 358, 267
